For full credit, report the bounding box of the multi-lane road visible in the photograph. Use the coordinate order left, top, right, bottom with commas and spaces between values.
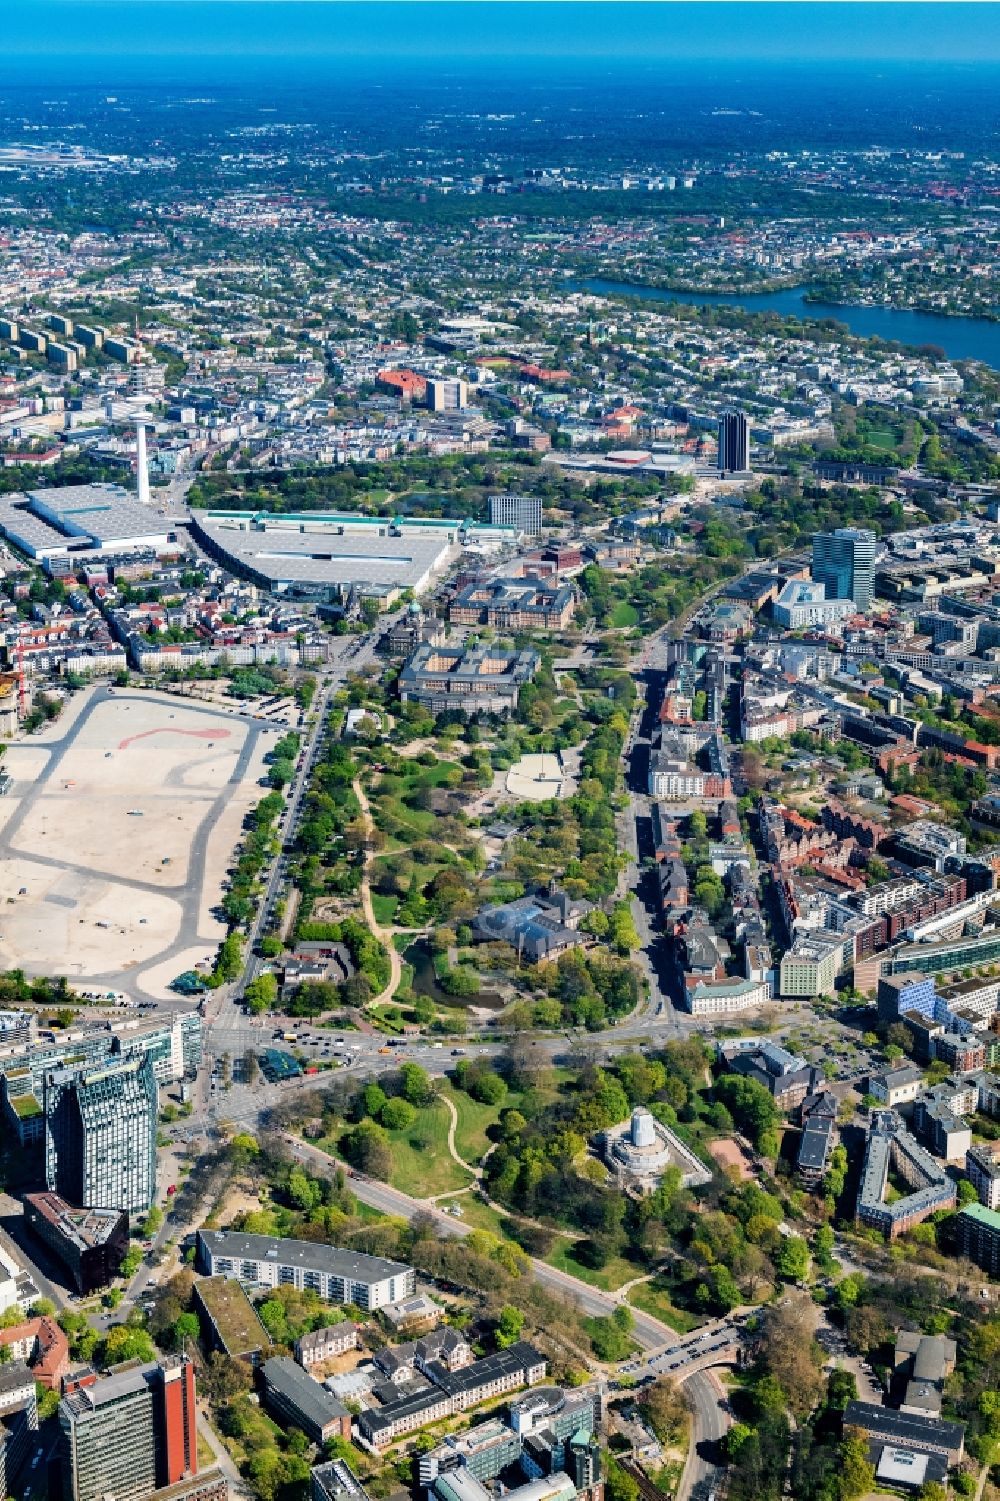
203, 627, 383, 1038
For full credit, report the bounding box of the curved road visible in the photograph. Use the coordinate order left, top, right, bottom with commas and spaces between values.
283, 1129, 679, 1349
677, 1368, 732, 1501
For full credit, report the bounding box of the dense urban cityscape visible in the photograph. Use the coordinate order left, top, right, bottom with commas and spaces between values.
0, 8, 999, 1501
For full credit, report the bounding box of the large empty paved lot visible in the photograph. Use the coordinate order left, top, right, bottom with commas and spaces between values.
0, 685, 271, 997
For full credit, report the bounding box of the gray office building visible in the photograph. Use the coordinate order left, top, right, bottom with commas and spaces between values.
45, 1054, 157, 1214
58, 1356, 197, 1501
811, 527, 878, 611
488, 494, 543, 536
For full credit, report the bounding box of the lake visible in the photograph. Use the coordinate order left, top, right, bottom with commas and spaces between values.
578, 278, 1000, 371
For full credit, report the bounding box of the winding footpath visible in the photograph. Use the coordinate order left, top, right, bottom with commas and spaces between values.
353, 776, 403, 1006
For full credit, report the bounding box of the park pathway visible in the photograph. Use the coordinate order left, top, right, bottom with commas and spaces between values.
353, 777, 403, 1006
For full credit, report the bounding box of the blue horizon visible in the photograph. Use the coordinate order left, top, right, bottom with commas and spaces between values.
4, 1, 1000, 69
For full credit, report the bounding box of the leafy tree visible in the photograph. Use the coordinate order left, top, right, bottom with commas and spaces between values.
258, 1299, 290, 1344
609, 903, 640, 955
400, 1063, 434, 1105
381, 1098, 417, 1130
342, 1120, 393, 1180
826, 1368, 857, 1413
103, 1324, 156, 1365
758, 1294, 825, 1418
361, 1083, 388, 1119
917, 1484, 947, 1501
245, 973, 278, 1014
640, 1376, 689, 1445
142, 1207, 163, 1238
120, 1248, 142, 1279
174, 1311, 200, 1350
288, 1168, 322, 1212
496, 1306, 525, 1348
605, 1459, 640, 1501
714, 1076, 780, 1149
724, 1423, 755, 1461
775, 1235, 810, 1283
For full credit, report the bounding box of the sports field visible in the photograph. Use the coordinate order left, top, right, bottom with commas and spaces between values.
0, 685, 270, 997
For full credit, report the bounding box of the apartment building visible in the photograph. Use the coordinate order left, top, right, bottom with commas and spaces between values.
956, 1203, 1000, 1276
967, 1143, 1000, 1211
260, 1357, 351, 1446
196, 1231, 415, 1310
856, 1110, 957, 1240
296, 1323, 359, 1370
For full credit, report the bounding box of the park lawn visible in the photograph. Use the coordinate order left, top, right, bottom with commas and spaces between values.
609, 601, 639, 629
864, 430, 898, 450
196, 1432, 216, 1471
434, 1191, 578, 1252
352, 1196, 403, 1224
371, 893, 399, 925
544, 1239, 639, 1292
371, 853, 456, 898
386, 1098, 475, 1197
439, 1081, 512, 1166
627, 1278, 707, 1334
373, 794, 439, 838
311, 1123, 470, 1205
441, 1072, 575, 1165
403, 759, 464, 789
433, 1192, 511, 1237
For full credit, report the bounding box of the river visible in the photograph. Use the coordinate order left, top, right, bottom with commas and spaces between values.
578, 278, 1000, 370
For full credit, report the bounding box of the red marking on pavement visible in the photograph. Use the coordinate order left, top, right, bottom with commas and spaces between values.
117, 727, 232, 751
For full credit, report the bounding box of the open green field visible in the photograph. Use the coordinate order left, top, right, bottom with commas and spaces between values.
385, 1098, 474, 1197
609, 601, 639, 628
627, 1278, 706, 1334
433, 1192, 509, 1236
439, 1081, 511, 1166
318, 1100, 472, 1198
371, 893, 400, 925
373, 798, 438, 838
544, 1239, 639, 1292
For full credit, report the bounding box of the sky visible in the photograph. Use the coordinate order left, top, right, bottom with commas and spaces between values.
5, 1, 1000, 71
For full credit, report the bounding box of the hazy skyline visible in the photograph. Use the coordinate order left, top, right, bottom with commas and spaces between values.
5, 1, 1000, 71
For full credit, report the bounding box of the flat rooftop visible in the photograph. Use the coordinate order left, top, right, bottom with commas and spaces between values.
198, 1229, 412, 1287
194, 512, 454, 590
194, 1276, 270, 1354
24, 1191, 124, 1251
0, 485, 171, 558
